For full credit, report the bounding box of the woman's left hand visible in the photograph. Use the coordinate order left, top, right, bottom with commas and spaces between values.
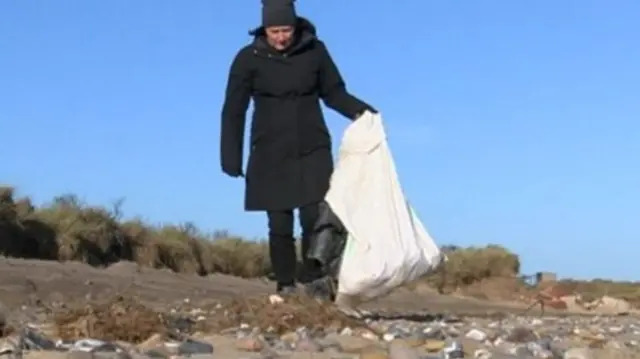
353, 106, 377, 120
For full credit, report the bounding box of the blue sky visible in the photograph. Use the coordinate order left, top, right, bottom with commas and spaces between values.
2, 1, 638, 281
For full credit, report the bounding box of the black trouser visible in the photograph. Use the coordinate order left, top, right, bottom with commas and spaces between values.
267, 202, 323, 290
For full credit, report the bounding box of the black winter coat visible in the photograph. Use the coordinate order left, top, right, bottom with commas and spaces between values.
220, 17, 373, 211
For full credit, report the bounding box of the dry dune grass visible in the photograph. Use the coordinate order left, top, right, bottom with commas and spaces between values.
204, 294, 366, 334
0, 186, 270, 278
53, 295, 169, 343
51, 293, 368, 342
1, 185, 639, 307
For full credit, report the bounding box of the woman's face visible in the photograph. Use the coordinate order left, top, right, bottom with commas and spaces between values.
265, 26, 295, 51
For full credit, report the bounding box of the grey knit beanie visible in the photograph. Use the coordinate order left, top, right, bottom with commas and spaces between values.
262, 0, 297, 27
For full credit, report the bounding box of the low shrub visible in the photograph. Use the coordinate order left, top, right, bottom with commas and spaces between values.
424, 244, 521, 292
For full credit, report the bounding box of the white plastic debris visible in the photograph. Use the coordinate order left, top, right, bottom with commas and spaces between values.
71, 339, 108, 352
268, 294, 284, 304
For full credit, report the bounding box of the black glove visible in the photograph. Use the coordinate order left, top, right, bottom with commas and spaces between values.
222, 166, 244, 178
353, 106, 377, 120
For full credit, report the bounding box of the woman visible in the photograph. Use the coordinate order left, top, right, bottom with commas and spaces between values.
220, 0, 375, 296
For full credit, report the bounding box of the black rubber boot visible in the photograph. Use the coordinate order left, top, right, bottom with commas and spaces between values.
304, 276, 336, 302
276, 283, 298, 296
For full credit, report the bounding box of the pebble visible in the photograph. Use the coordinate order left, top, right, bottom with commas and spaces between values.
324, 332, 376, 353
359, 346, 390, 359
563, 347, 594, 359
176, 338, 213, 355
465, 328, 488, 341
423, 339, 446, 352
3, 306, 640, 359
505, 326, 538, 343
294, 338, 323, 352
67, 352, 131, 359
136, 333, 166, 353
235, 336, 266, 352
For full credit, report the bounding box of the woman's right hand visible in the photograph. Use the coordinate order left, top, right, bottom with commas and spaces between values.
223, 167, 244, 178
